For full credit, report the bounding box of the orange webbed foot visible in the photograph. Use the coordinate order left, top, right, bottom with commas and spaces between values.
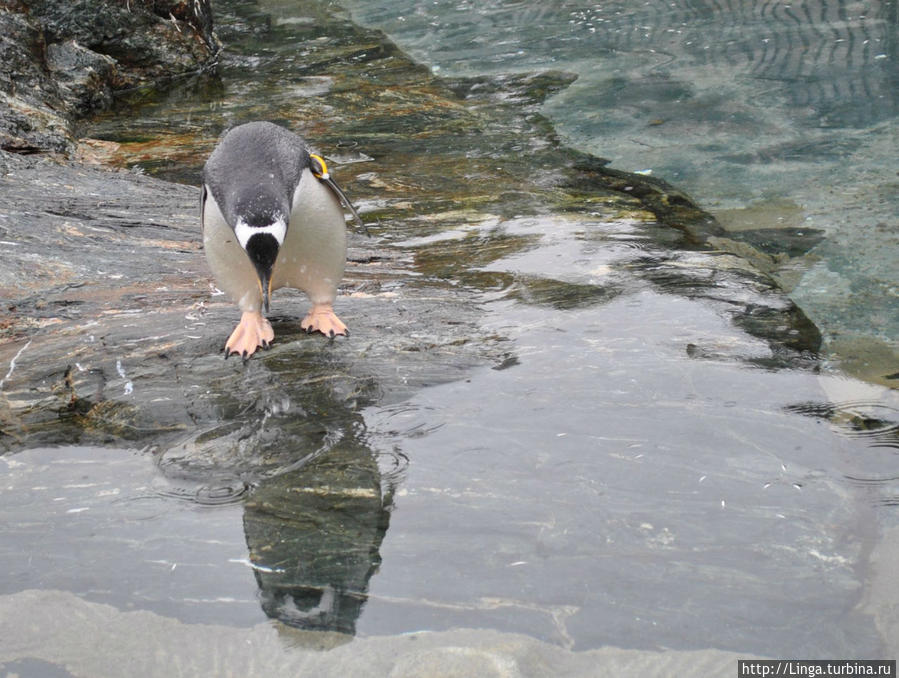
301, 304, 348, 339
224, 311, 274, 360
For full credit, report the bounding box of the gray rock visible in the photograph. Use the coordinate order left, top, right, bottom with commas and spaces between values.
0, 0, 219, 154
0, 9, 72, 153
0, 589, 757, 678
46, 39, 118, 116
30, 0, 218, 83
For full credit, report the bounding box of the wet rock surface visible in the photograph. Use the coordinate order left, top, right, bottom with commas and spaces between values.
0, 0, 218, 153
0, 587, 761, 678
0, 7, 72, 153
0, 140, 818, 459
1, 0, 897, 663
0, 150, 489, 455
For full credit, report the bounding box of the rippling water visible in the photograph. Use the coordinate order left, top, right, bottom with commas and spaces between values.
340, 0, 899, 380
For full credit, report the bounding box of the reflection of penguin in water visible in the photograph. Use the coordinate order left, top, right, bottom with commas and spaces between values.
201, 121, 365, 359
243, 444, 392, 635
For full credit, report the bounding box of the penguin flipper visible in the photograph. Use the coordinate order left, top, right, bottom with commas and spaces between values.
322, 175, 370, 236
200, 185, 210, 238
308, 153, 370, 236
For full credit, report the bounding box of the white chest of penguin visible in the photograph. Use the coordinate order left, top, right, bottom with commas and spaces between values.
269, 167, 347, 300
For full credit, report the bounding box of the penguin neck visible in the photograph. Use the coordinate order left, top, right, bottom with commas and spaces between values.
234, 217, 287, 249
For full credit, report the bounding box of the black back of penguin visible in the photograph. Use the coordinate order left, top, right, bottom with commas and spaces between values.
203, 122, 311, 228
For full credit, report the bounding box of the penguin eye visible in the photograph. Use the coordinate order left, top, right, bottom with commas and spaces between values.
309, 153, 329, 179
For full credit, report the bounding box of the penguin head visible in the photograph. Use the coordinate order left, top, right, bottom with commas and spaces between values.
233, 208, 287, 313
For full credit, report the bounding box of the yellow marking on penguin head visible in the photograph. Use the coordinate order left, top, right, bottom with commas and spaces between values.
309, 153, 330, 180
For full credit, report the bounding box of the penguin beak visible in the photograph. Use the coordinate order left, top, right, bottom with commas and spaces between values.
259, 271, 272, 313
243, 232, 280, 314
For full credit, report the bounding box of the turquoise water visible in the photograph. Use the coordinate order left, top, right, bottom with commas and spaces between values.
339, 0, 899, 373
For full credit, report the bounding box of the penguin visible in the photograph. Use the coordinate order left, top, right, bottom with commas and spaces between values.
201, 121, 365, 359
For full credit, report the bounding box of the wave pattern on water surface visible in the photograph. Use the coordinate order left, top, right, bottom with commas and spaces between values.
342, 0, 899, 385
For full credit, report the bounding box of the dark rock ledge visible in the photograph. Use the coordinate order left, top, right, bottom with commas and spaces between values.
0, 0, 218, 154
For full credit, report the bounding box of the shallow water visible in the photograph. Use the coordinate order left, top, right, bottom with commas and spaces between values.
3, 0, 899, 668
339, 0, 899, 383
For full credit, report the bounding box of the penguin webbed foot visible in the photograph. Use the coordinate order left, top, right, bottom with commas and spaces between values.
301, 304, 348, 339
224, 311, 275, 360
